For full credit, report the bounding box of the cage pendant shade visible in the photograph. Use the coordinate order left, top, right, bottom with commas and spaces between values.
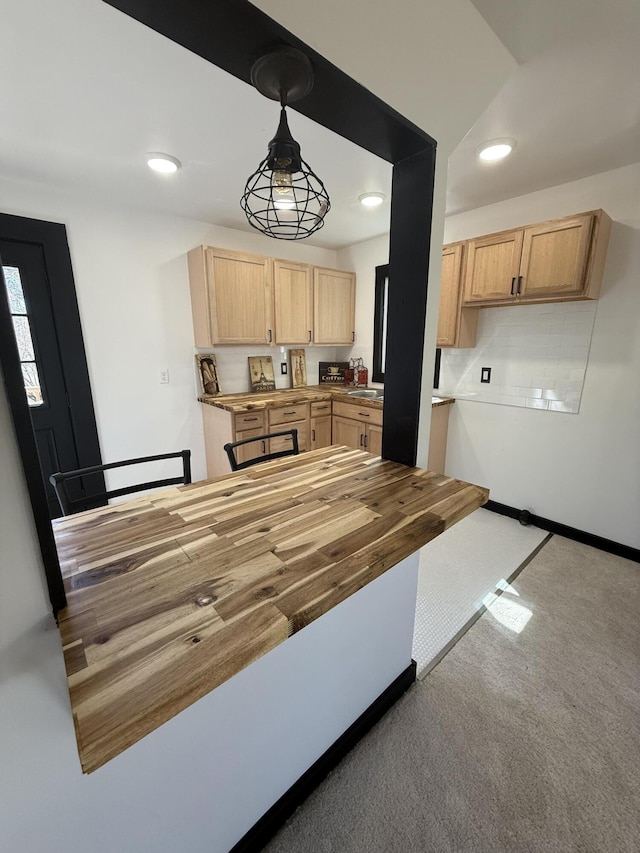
241, 48, 331, 240
241, 107, 330, 240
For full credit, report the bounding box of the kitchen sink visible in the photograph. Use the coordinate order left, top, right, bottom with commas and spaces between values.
346, 389, 384, 400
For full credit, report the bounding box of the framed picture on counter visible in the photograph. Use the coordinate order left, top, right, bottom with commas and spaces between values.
289, 349, 307, 388
195, 353, 221, 397
248, 356, 276, 392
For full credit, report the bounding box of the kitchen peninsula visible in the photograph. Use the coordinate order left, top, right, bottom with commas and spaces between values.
55, 445, 487, 788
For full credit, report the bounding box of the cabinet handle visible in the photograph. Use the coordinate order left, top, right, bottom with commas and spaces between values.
359, 434, 364, 447
262, 441, 266, 453
358, 412, 370, 418
352, 331, 355, 342
517, 275, 523, 295
308, 330, 312, 342
245, 417, 259, 422
510, 276, 516, 295
363, 435, 368, 449
268, 329, 272, 342
312, 429, 316, 441
284, 410, 296, 415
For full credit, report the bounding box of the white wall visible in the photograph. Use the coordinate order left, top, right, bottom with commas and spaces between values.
442, 163, 640, 548
0, 177, 337, 483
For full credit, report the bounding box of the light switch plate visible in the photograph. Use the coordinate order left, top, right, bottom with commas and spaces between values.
281, 362, 287, 375
159, 368, 170, 384
481, 367, 491, 383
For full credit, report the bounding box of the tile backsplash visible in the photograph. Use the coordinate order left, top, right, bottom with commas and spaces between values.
438, 301, 597, 414
195, 345, 352, 396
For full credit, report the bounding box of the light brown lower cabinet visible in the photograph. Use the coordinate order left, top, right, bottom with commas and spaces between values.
310, 400, 333, 450
268, 402, 310, 453
202, 399, 320, 478
332, 400, 384, 454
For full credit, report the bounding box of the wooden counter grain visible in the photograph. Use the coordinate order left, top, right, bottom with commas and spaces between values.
54, 446, 488, 773
200, 386, 454, 413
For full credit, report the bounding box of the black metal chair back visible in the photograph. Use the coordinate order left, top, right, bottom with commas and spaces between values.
50, 450, 192, 516
224, 429, 299, 472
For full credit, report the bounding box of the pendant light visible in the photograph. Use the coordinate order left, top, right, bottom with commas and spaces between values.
241, 47, 330, 240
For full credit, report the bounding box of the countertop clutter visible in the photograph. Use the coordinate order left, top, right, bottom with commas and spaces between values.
54, 446, 487, 773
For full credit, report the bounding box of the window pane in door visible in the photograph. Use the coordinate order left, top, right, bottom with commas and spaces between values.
3, 265, 27, 313
22, 362, 44, 406
12, 314, 36, 360
3, 264, 45, 406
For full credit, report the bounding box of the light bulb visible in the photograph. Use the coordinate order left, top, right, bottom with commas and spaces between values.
273, 170, 293, 195
274, 197, 296, 210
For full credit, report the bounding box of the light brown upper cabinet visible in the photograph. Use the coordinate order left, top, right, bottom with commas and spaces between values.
188, 246, 273, 345
188, 248, 355, 346
313, 267, 356, 345
462, 210, 611, 307
437, 243, 478, 348
272, 259, 313, 345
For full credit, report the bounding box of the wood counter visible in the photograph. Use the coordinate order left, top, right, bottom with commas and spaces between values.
199, 385, 455, 413
54, 446, 487, 773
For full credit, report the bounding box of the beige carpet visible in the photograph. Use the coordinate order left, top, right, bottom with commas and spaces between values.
264, 536, 640, 853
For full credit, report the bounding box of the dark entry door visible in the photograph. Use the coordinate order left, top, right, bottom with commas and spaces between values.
0, 215, 103, 521
1, 241, 82, 517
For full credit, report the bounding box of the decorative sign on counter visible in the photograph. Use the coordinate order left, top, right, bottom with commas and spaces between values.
289, 349, 307, 388
319, 361, 349, 384
248, 356, 276, 392
195, 353, 221, 396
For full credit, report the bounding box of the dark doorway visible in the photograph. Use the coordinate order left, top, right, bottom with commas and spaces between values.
0, 214, 103, 610
2, 240, 85, 517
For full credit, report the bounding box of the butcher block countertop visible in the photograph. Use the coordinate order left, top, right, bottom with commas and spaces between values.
54, 446, 487, 774
199, 386, 454, 412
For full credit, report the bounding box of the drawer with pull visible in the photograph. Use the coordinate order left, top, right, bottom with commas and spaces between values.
332, 400, 383, 427
269, 403, 310, 426
310, 400, 332, 416
234, 411, 266, 432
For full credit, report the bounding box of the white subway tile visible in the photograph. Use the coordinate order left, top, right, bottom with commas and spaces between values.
526, 399, 549, 410
549, 400, 578, 413
542, 389, 566, 401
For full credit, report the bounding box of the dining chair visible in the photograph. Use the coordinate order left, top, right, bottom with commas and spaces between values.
224, 429, 299, 472
49, 449, 192, 516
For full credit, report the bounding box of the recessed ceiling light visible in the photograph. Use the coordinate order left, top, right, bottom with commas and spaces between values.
358, 192, 386, 207
145, 153, 181, 174
476, 139, 516, 162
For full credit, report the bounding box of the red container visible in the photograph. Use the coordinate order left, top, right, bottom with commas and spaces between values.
357, 367, 368, 387
344, 367, 354, 385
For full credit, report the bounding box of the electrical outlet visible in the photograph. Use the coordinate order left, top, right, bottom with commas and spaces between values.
159, 368, 170, 384
281, 362, 287, 375
481, 367, 491, 383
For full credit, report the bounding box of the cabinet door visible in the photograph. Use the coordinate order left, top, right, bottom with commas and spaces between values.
270, 420, 308, 454
464, 230, 523, 303
273, 260, 313, 345
519, 214, 593, 298
332, 415, 363, 450
365, 424, 383, 456
313, 268, 356, 344
235, 428, 268, 466
205, 247, 272, 344
437, 244, 463, 346
310, 415, 332, 450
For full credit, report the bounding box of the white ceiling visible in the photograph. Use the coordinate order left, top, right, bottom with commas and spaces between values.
451, 0, 640, 214
2, 0, 639, 248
